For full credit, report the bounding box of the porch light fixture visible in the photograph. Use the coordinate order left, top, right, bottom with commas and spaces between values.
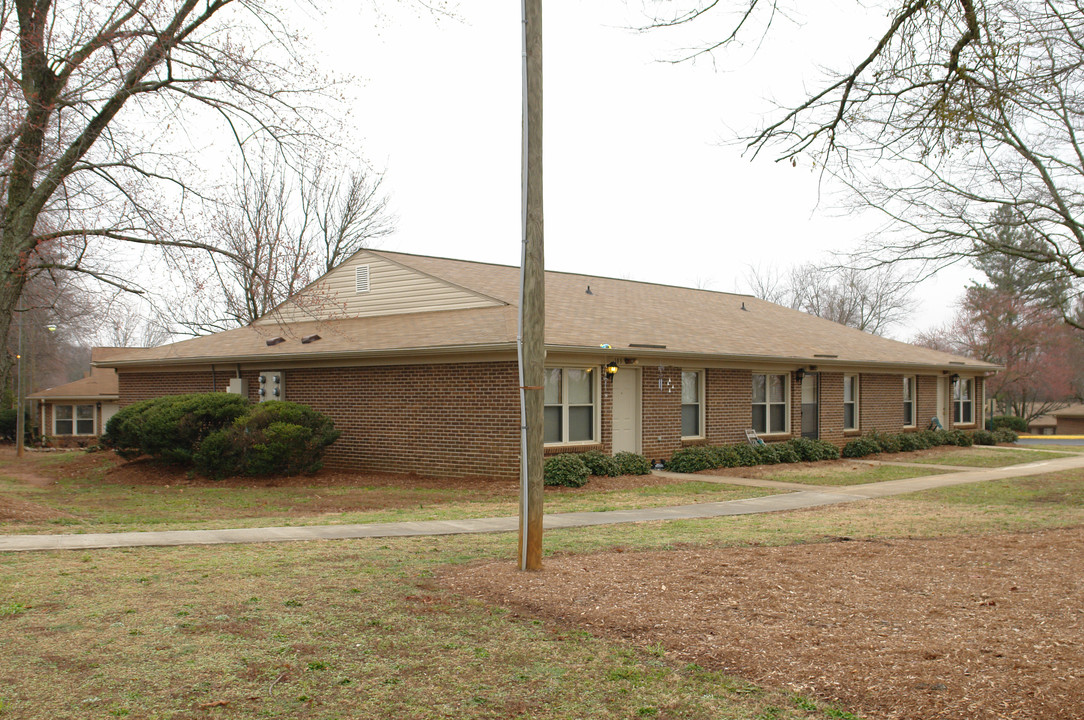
605, 362, 619, 379
949, 373, 960, 383
795, 368, 806, 382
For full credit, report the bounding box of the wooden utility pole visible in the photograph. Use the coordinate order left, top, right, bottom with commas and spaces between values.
518, 0, 544, 571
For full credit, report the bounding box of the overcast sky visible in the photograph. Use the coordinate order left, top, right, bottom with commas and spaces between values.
305, 1, 979, 340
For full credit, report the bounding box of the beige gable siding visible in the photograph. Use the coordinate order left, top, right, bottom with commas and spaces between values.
256, 253, 504, 324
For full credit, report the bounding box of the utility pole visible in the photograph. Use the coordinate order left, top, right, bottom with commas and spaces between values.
518, 0, 544, 571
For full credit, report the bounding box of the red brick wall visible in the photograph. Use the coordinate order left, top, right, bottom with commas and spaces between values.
641, 364, 683, 462
119, 363, 523, 479
819, 372, 845, 445
704, 368, 756, 446
859, 373, 905, 433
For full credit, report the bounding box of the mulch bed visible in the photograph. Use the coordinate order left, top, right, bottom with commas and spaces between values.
440, 526, 1084, 720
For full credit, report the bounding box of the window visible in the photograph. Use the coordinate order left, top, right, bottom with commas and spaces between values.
752, 373, 788, 434
681, 370, 704, 438
903, 376, 916, 427
953, 377, 974, 424
544, 367, 596, 444
843, 374, 859, 431
54, 404, 95, 435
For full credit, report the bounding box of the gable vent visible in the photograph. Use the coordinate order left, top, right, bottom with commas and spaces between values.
355, 264, 371, 293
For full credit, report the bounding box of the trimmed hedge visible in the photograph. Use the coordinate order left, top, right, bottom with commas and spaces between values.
840, 427, 1011, 458
193, 401, 341, 479
102, 393, 250, 463
103, 394, 340, 479
613, 451, 652, 476
580, 450, 621, 477
991, 415, 1028, 432
664, 437, 839, 472
543, 454, 590, 487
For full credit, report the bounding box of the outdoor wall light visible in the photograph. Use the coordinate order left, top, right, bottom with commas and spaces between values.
605, 362, 619, 379
949, 373, 960, 383
795, 368, 806, 382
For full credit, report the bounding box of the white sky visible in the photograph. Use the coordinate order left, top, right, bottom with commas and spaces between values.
307, 1, 978, 340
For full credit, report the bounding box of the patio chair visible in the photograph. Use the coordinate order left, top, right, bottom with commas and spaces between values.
745, 428, 765, 446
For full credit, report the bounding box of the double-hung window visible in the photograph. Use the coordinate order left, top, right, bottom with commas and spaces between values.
843, 374, 859, 431
751, 373, 787, 434
681, 370, 704, 438
953, 377, 974, 424
903, 376, 916, 428
55, 404, 95, 435
544, 367, 596, 444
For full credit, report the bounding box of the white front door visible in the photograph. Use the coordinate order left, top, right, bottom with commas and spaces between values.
611, 368, 641, 454
936, 377, 950, 428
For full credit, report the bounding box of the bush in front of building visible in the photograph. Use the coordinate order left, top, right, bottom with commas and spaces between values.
785, 437, 840, 462
193, 401, 341, 480
102, 393, 250, 463
990, 415, 1028, 433
665, 446, 716, 474
543, 453, 590, 487
842, 436, 883, 458
613, 451, 652, 476
896, 432, 931, 452
993, 427, 1018, 443
972, 429, 998, 445
946, 429, 974, 447
579, 450, 622, 477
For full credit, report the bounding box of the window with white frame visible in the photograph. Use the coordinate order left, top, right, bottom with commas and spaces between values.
54, 404, 95, 435
681, 370, 704, 438
953, 377, 974, 424
843, 374, 859, 431
543, 367, 596, 444
903, 376, 916, 428
751, 373, 788, 434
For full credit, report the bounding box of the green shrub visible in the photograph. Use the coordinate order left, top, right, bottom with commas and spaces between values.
920, 429, 954, 447
731, 444, 760, 467
103, 393, 251, 463
0, 407, 32, 443
773, 442, 801, 463
993, 427, 1019, 443
613, 451, 651, 476
707, 445, 738, 468
753, 443, 780, 465
991, 415, 1028, 432
947, 429, 973, 447
971, 429, 997, 446
785, 437, 839, 462
867, 431, 901, 454
842, 436, 881, 458
896, 432, 930, 452
192, 401, 340, 479
544, 454, 590, 487
665, 446, 716, 474
580, 450, 621, 477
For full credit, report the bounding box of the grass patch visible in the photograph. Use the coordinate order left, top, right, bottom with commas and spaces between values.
905, 447, 1073, 468
720, 462, 953, 487
2, 453, 1083, 718
0, 451, 783, 535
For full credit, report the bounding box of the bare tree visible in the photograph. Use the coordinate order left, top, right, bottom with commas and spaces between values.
177, 153, 394, 334
0, 0, 344, 388
745, 261, 914, 335
642, 1, 1084, 327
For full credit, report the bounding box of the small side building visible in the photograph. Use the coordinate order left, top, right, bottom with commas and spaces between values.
28, 348, 124, 445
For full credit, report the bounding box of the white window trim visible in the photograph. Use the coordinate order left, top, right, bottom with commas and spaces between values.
953, 376, 975, 425
751, 371, 790, 436
843, 374, 860, 432
53, 403, 96, 436
903, 376, 917, 429
543, 366, 600, 446
681, 369, 706, 439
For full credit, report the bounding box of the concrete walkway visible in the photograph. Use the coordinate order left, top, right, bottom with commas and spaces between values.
3, 451, 1084, 553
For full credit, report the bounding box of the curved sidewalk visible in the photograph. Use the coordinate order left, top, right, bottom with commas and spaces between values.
3, 452, 1083, 553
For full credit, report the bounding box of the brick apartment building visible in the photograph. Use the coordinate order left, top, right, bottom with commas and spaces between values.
95, 250, 999, 479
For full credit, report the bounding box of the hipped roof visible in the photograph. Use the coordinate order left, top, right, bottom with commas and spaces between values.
96, 250, 999, 373
29, 348, 124, 400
